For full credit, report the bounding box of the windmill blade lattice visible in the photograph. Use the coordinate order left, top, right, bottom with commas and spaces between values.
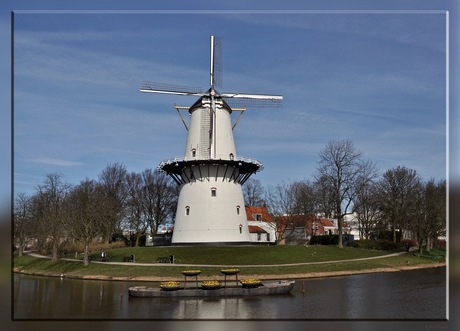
222, 92, 282, 108
210, 36, 223, 88
140, 81, 204, 96
224, 97, 282, 109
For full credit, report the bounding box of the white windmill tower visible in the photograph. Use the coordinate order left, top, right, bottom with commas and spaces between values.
141, 36, 282, 245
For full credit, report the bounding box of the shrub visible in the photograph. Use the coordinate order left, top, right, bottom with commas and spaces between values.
401, 239, 417, 248
434, 239, 446, 250
348, 239, 400, 251
348, 239, 379, 250
56, 240, 126, 257
89, 241, 126, 252
378, 240, 400, 251
310, 234, 354, 246
59, 240, 84, 256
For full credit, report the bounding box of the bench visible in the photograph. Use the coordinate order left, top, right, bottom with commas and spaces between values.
122, 255, 135, 262
157, 255, 174, 263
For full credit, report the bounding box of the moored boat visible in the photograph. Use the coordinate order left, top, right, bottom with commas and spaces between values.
129, 280, 295, 298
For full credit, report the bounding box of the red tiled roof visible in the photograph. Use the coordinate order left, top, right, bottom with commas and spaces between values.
319, 218, 334, 227
248, 225, 267, 233
274, 214, 317, 223
245, 206, 273, 222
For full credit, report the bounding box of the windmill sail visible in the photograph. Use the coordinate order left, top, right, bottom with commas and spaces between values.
221, 92, 283, 108
140, 81, 204, 96
210, 36, 223, 88
141, 35, 283, 109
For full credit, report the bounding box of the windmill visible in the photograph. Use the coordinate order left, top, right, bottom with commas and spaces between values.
141, 36, 282, 245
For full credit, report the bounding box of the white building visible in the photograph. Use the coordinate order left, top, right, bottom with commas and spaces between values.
245, 206, 277, 245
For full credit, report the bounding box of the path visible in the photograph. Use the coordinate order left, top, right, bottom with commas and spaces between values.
26, 251, 406, 268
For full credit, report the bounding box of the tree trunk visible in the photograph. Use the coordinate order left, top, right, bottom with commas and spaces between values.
83, 244, 89, 266
18, 245, 24, 257
337, 218, 343, 248
135, 232, 140, 247
52, 241, 59, 262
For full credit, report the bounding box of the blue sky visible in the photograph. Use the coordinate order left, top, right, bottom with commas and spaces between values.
1, 1, 455, 201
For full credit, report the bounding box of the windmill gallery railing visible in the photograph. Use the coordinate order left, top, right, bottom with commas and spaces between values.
158, 155, 263, 186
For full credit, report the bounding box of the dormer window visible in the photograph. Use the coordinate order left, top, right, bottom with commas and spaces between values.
255, 214, 262, 222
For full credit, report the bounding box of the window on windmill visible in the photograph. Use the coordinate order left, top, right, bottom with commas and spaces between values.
236, 205, 240, 215
185, 206, 190, 216
211, 187, 217, 197
192, 148, 196, 157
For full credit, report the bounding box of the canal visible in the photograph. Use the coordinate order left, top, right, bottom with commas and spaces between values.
13, 266, 446, 320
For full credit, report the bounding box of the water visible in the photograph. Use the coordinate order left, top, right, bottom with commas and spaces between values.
13, 267, 446, 320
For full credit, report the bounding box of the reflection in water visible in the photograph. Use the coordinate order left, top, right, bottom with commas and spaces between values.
14, 267, 446, 320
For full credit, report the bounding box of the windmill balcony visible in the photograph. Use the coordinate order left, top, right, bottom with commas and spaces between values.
159, 155, 263, 172
158, 155, 263, 186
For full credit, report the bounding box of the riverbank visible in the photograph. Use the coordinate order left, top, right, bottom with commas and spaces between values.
14, 262, 445, 282
13, 245, 446, 282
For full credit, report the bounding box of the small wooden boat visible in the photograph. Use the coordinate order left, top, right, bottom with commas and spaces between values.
129, 280, 295, 298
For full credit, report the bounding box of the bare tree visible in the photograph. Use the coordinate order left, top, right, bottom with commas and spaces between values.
265, 181, 299, 242
141, 169, 177, 240
27, 193, 48, 253
65, 179, 111, 266
429, 179, 446, 247
352, 160, 380, 239
291, 180, 316, 215
409, 180, 428, 252
417, 179, 446, 252
242, 178, 265, 206
35, 173, 72, 261
377, 166, 421, 243
13, 193, 33, 256
314, 175, 336, 219
124, 172, 148, 247
315, 139, 362, 248
98, 163, 128, 242
265, 181, 297, 217
353, 182, 380, 239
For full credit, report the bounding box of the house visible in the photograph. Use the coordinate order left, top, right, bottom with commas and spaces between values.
245, 206, 277, 245
275, 214, 319, 245
275, 214, 351, 245
319, 218, 337, 235
343, 213, 362, 239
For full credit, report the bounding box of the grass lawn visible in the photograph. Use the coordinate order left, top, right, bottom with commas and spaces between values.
13, 245, 445, 280
87, 245, 391, 265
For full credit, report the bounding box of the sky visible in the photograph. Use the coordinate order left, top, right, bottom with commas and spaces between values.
0, 0, 455, 202
11, 9, 448, 197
